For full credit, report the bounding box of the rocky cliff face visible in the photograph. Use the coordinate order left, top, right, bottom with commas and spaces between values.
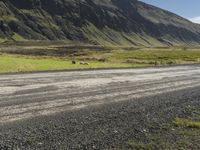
0, 0, 200, 46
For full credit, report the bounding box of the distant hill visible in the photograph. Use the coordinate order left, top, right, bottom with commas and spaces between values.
0, 0, 200, 46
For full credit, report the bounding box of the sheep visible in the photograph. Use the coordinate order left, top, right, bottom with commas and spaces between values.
80, 61, 89, 65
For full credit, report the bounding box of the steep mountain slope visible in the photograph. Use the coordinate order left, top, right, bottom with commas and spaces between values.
0, 0, 200, 46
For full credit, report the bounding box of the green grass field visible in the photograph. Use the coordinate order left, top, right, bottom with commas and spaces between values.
0, 54, 140, 73
1, 48, 200, 73
87, 49, 200, 64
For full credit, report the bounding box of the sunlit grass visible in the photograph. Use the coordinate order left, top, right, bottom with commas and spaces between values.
174, 118, 200, 128
0, 54, 139, 73
1, 48, 200, 73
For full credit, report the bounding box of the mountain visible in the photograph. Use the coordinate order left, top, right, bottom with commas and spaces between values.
0, 0, 200, 46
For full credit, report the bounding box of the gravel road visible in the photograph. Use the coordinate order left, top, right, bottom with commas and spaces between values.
0, 65, 200, 149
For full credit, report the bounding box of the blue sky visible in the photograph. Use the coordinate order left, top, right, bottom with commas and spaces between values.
139, 0, 200, 23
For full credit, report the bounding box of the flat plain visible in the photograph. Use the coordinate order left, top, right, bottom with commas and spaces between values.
1, 43, 200, 73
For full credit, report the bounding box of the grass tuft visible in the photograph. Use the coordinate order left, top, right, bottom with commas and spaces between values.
174, 118, 200, 128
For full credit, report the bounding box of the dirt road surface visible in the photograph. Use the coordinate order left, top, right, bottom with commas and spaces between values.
0, 65, 200, 149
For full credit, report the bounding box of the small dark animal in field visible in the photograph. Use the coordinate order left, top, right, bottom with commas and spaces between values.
98, 58, 106, 62
72, 60, 76, 64
80, 61, 89, 65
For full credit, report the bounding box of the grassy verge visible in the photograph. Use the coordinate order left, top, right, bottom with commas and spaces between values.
109, 106, 200, 150
1, 46, 200, 73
